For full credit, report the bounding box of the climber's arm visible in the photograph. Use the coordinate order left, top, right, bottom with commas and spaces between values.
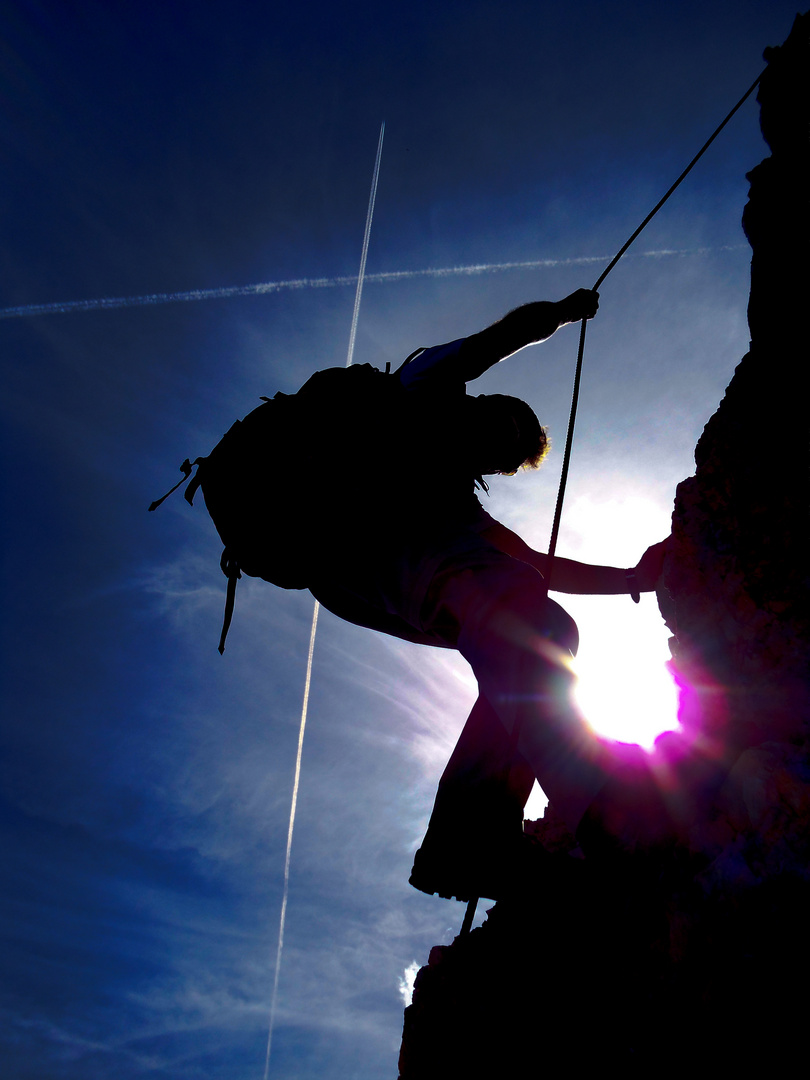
481, 522, 668, 596
457, 288, 599, 381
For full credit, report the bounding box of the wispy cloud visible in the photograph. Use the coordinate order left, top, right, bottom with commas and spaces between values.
0, 247, 743, 320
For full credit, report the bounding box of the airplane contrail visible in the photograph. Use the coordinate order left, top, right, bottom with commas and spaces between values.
262, 122, 386, 1080
0, 246, 743, 321
262, 601, 319, 1080
346, 121, 385, 366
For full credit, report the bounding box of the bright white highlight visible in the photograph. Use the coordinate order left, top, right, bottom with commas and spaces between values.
572, 608, 679, 748
398, 961, 421, 1006
263, 601, 319, 1080
0, 246, 743, 320
556, 494, 680, 748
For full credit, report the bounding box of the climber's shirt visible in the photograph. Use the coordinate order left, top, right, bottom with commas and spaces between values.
309, 337, 499, 643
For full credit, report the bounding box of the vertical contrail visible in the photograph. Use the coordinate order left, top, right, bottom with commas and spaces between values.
346, 121, 385, 367
263, 601, 319, 1078
262, 121, 385, 1079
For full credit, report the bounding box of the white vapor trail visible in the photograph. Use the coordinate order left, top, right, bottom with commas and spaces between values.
263, 601, 319, 1080
0, 247, 743, 320
346, 121, 385, 366
262, 122, 385, 1080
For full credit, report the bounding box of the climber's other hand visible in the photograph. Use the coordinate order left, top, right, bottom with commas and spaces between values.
633, 538, 671, 592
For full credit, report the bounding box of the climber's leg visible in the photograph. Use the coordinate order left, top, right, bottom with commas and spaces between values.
409, 694, 536, 899
444, 562, 682, 863
438, 560, 606, 833
410, 555, 601, 900
433, 693, 535, 828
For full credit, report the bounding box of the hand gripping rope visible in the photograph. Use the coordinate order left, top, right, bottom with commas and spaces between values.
459, 68, 764, 938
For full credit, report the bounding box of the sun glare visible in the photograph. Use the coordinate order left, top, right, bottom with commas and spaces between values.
522, 596, 679, 821
570, 598, 680, 747
552, 493, 681, 749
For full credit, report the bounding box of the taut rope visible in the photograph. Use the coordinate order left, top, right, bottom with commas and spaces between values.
544, 70, 763, 588
461, 68, 764, 935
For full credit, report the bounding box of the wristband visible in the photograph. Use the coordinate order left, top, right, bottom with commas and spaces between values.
625, 568, 640, 603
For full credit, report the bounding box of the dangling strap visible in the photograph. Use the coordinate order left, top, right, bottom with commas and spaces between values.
147, 456, 207, 511
184, 459, 207, 505
218, 549, 242, 655
148, 459, 193, 511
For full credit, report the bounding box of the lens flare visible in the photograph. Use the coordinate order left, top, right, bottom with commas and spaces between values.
570, 602, 680, 748
539, 494, 682, 749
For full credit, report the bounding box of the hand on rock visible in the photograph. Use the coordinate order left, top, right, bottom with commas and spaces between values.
633, 537, 671, 592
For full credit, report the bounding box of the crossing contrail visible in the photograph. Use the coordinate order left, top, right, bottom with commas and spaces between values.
0, 246, 743, 321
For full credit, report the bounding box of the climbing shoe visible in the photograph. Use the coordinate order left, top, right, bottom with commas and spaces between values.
575, 745, 681, 864
409, 828, 558, 903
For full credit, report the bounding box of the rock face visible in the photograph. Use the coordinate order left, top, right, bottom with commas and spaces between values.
399, 14, 810, 1077
663, 10, 810, 884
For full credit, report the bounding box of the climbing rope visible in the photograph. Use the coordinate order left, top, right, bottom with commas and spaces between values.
544, 69, 764, 588
460, 67, 765, 936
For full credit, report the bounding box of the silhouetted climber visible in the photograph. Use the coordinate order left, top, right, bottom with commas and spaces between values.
153, 287, 673, 900
303, 289, 670, 901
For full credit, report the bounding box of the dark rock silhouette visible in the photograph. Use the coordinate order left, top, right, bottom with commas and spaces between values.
399, 13, 810, 1076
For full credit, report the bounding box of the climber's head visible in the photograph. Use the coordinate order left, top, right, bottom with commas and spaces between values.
467, 394, 548, 476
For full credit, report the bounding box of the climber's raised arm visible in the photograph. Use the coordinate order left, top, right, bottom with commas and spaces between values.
481, 522, 669, 597
457, 288, 599, 381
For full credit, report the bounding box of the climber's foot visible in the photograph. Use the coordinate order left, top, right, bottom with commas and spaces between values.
576, 745, 680, 865
409, 828, 557, 903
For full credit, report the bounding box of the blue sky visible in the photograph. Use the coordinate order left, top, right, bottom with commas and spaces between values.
0, 2, 802, 1077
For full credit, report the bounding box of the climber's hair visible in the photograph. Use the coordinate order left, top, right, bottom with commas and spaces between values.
485, 394, 549, 474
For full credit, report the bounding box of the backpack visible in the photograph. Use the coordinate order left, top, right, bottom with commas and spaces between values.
150, 362, 403, 651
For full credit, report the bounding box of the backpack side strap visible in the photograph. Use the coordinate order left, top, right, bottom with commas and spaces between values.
148, 459, 194, 511
147, 456, 209, 511
218, 549, 242, 655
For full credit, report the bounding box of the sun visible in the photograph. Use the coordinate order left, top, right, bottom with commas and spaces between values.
523, 590, 680, 820
569, 597, 680, 747
544, 493, 681, 749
